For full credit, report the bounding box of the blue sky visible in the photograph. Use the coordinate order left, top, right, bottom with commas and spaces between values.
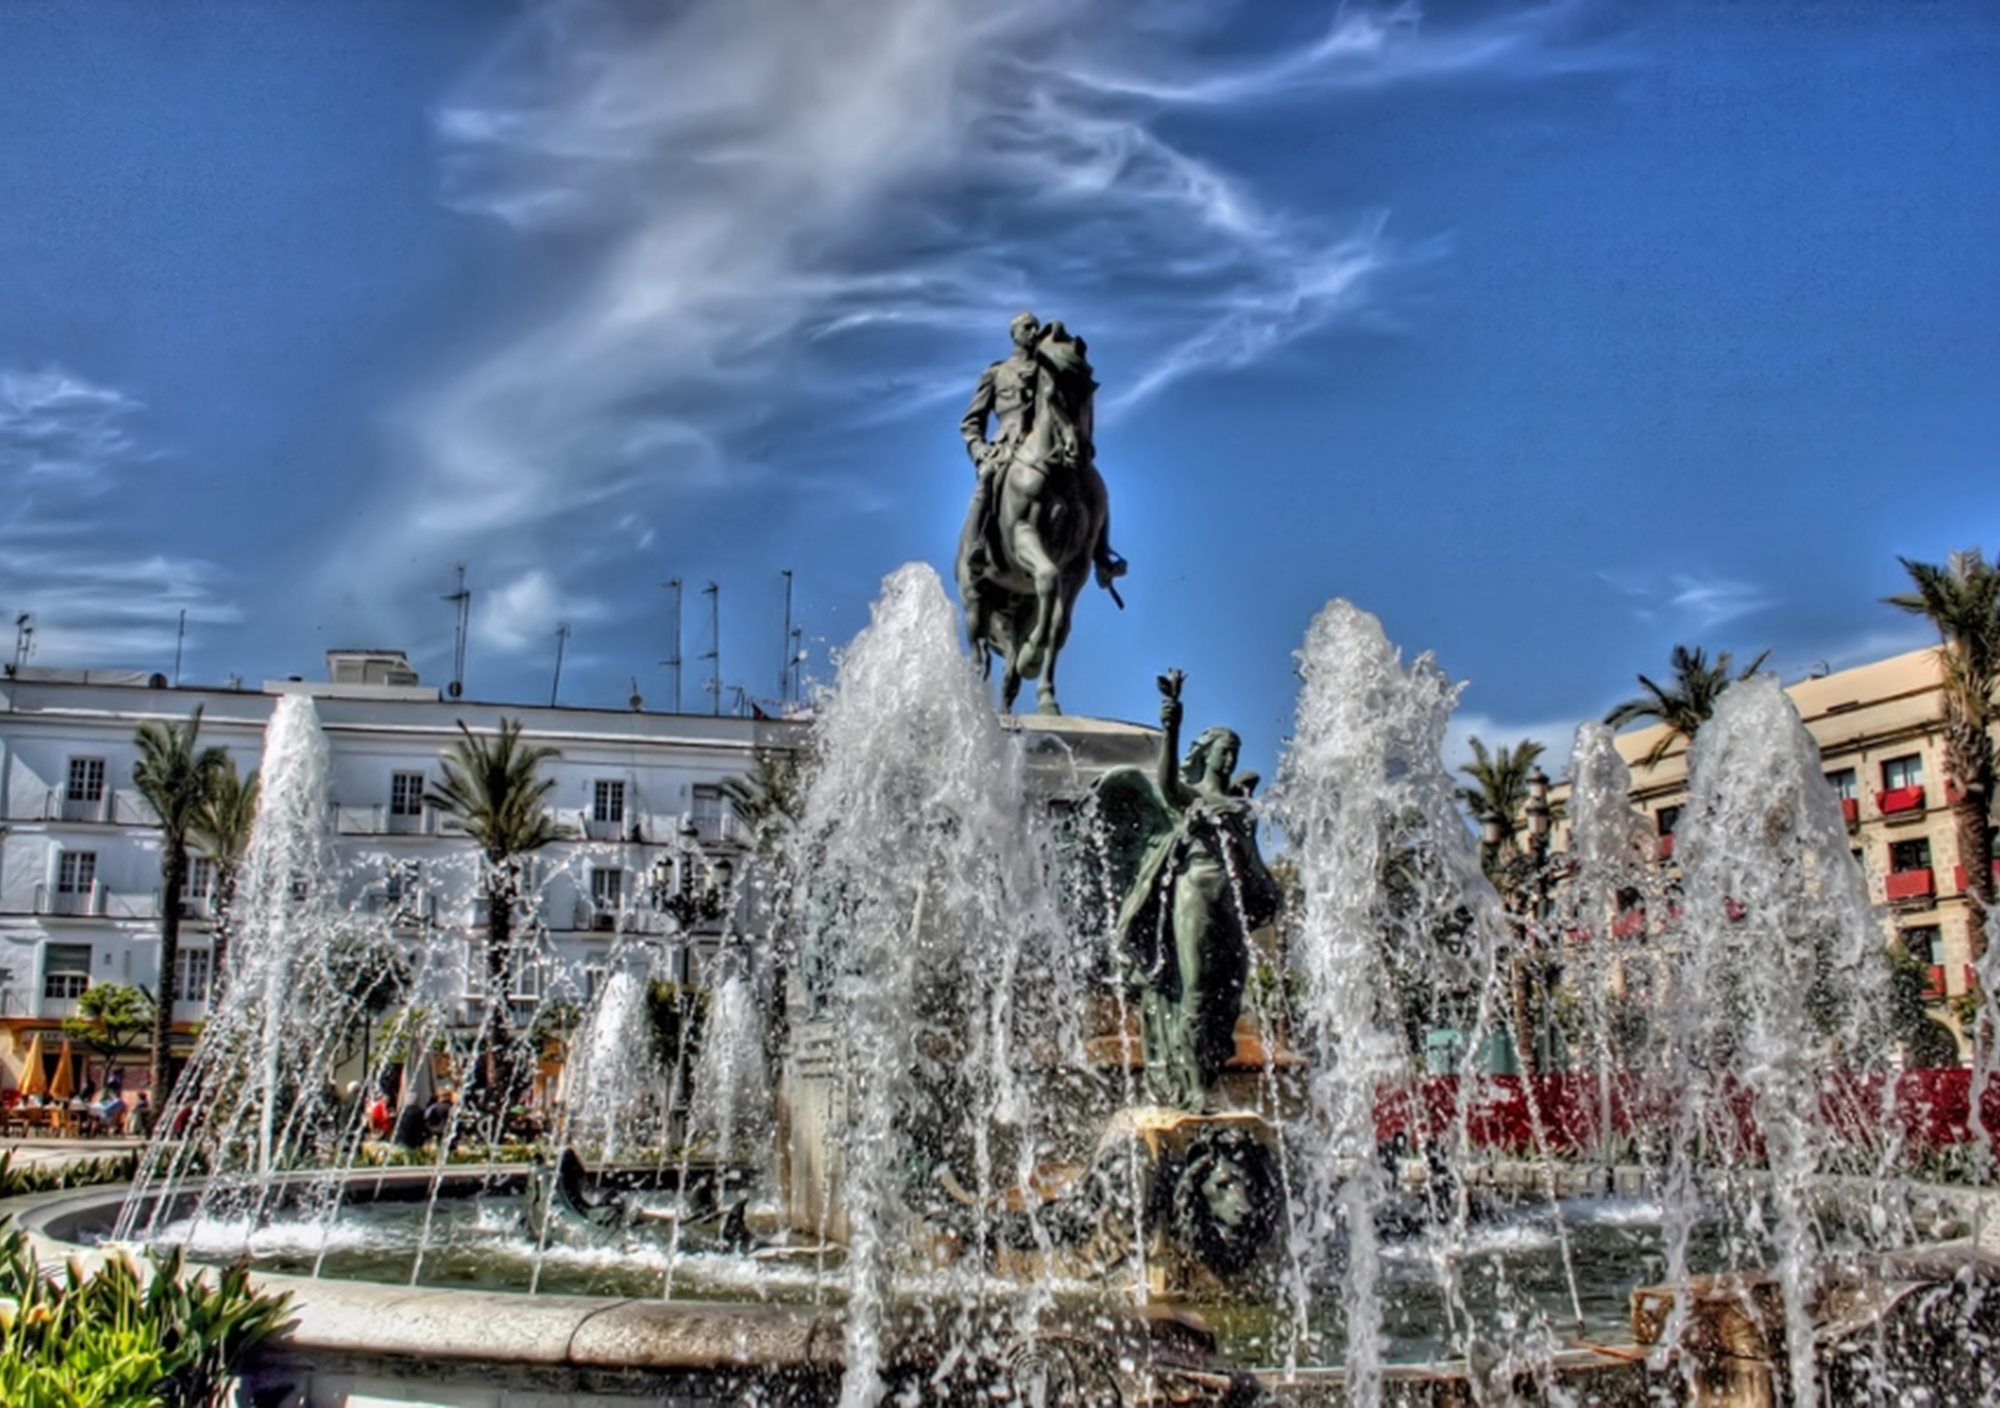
3, 1, 1996, 783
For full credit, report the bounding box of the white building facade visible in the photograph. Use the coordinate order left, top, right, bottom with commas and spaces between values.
0, 652, 801, 1094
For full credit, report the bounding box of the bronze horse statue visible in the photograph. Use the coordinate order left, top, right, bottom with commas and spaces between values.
955, 321, 1121, 714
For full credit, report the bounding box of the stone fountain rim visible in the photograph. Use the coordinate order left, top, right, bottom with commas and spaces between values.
4, 1172, 1216, 1379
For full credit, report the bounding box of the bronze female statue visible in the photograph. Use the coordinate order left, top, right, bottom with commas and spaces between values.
1093, 671, 1281, 1110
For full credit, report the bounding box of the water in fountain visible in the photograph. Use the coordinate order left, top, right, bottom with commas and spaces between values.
1651, 675, 1900, 1399
784, 562, 1081, 1407
561, 967, 654, 1163
691, 969, 770, 1167
1273, 600, 1549, 1402
120, 694, 356, 1240
84, 581, 1993, 1402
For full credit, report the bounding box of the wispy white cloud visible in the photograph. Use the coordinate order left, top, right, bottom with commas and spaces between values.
338, 0, 1611, 635
0, 365, 237, 669
1060, 0, 1620, 106
1597, 569, 1773, 633
471, 568, 604, 656
0, 366, 151, 487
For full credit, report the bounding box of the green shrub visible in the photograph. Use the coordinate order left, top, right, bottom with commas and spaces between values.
0, 1218, 290, 1408
0, 1149, 137, 1199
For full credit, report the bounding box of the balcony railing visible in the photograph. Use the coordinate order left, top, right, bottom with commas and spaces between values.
9, 789, 157, 826
1885, 868, 1936, 903
1840, 797, 1860, 828
1922, 965, 1948, 1001
583, 815, 631, 843
27, 883, 160, 919
1877, 785, 1926, 817
1656, 834, 1676, 860
333, 805, 439, 837
1951, 859, 2000, 894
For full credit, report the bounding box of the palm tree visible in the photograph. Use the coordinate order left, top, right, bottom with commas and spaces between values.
1605, 644, 1770, 769
192, 758, 260, 999
1457, 737, 1546, 871
132, 707, 229, 1097
425, 719, 563, 1111
1886, 550, 2000, 941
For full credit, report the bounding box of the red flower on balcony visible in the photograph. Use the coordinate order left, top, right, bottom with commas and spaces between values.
1884, 868, 1935, 903
1876, 785, 1926, 816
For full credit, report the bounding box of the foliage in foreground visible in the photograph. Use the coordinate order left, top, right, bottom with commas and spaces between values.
0, 1217, 290, 1408
0, 1150, 138, 1200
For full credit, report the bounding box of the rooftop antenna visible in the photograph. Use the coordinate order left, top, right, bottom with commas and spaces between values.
628, 675, 645, 711
790, 626, 807, 705
779, 568, 794, 702
661, 578, 683, 714
10, 613, 33, 678
549, 622, 571, 707
171, 609, 187, 686
701, 581, 721, 716
443, 564, 471, 700
728, 684, 748, 717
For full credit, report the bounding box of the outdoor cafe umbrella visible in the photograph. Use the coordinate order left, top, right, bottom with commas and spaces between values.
17, 1032, 47, 1099
48, 1038, 76, 1101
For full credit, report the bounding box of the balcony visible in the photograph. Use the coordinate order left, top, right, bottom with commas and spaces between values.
1876, 785, 1926, 817
1884, 868, 1936, 903
1840, 797, 1860, 828
29, 883, 160, 920
1922, 965, 1948, 1001
1657, 834, 1676, 861
9, 789, 156, 826
584, 815, 632, 843
333, 804, 438, 837
1951, 859, 2000, 893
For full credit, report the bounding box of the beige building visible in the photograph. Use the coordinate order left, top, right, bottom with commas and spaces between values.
1565, 648, 1989, 1040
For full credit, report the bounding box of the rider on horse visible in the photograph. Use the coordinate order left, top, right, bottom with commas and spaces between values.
954, 311, 1128, 714
957, 311, 1126, 591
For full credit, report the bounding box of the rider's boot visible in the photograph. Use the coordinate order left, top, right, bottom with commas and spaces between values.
1094, 545, 1128, 589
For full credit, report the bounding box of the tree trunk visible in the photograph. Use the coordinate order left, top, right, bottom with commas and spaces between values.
482, 867, 519, 1122
150, 844, 185, 1099
210, 865, 238, 1002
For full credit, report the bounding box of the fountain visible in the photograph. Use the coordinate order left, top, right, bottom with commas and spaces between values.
14, 320, 1999, 1407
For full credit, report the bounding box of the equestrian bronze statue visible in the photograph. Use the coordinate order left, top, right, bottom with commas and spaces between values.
955, 311, 1126, 714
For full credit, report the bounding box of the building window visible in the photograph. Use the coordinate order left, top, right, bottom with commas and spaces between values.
1888, 838, 1931, 874
1882, 754, 1924, 791
43, 943, 91, 1000
175, 948, 212, 1003
66, 757, 106, 802
57, 851, 97, 894
1902, 926, 1940, 965
590, 868, 625, 908
390, 771, 426, 817
187, 856, 216, 902
693, 783, 725, 841
1655, 805, 1681, 838
593, 780, 626, 824
1825, 769, 1857, 801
